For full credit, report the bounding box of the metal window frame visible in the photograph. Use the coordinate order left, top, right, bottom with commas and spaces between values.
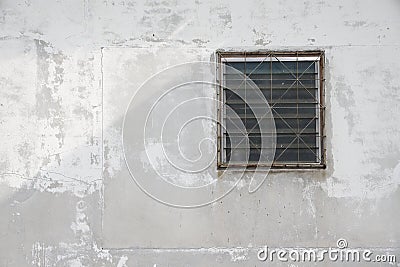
216, 50, 326, 170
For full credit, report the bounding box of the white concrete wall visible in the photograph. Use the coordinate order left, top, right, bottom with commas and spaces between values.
0, 0, 400, 266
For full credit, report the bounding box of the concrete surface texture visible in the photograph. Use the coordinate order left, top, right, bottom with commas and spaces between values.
0, 0, 400, 266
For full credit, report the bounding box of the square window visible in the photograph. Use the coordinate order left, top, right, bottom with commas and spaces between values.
216, 51, 326, 169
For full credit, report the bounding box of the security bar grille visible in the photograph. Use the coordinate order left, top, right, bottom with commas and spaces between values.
217, 51, 325, 169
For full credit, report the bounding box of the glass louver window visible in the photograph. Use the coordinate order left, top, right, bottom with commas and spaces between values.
217, 51, 325, 169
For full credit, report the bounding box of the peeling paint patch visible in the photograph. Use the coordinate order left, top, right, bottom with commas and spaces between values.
116, 255, 128, 267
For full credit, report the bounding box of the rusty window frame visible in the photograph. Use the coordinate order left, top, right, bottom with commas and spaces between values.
216, 50, 326, 169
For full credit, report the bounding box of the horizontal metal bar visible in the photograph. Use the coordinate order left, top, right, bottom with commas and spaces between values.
227, 105, 321, 108
216, 50, 324, 57
226, 100, 319, 104
223, 72, 318, 75
223, 128, 318, 135
224, 147, 319, 150
221, 56, 321, 62
224, 115, 318, 119
224, 87, 318, 90
217, 163, 326, 169
223, 133, 322, 136
224, 78, 320, 81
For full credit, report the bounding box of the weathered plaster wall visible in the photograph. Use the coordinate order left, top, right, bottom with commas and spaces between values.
0, 0, 400, 266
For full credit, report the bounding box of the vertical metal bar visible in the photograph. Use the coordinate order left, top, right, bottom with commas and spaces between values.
270, 54, 272, 104
244, 52, 247, 162
217, 52, 224, 167
296, 52, 300, 162
319, 51, 326, 167
216, 52, 221, 167
222, 56, 226, 164
315, 57, 320, 163
270, 55, 273, 163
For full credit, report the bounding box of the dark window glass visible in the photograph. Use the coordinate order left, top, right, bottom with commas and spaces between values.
219, 53, 324, 168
